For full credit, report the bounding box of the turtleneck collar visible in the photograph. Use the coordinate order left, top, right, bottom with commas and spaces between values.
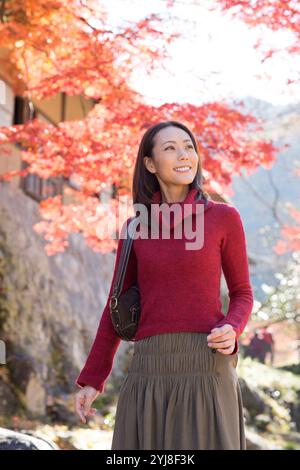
151, 187, 197, 205
149, 186, 212, 231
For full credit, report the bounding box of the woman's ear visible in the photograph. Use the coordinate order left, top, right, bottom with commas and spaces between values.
144, 156, 156, 174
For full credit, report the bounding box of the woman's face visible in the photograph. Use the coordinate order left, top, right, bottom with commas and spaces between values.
143, 126, 199, 189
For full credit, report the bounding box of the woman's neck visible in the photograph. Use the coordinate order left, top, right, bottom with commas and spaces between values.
160, 186, 190, 204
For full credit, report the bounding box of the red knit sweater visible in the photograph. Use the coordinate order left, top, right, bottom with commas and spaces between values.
76, 188, 254, 392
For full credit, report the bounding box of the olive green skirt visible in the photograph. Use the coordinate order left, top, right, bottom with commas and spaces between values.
111, 332, 246, 450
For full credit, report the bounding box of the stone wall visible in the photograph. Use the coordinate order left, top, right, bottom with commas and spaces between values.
0, 181, 128, 418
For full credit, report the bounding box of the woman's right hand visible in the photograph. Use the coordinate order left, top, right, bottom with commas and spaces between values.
74, 385, 100, 424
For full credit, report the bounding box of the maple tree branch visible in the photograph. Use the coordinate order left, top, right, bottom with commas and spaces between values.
239, 172, 284, 226
0, 0, 5, 23
266, 170, 281, 224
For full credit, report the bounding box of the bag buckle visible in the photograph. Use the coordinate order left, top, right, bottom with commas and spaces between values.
110, 296, 118, 309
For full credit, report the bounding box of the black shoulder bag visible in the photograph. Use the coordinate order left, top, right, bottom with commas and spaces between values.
109, 217, 141, 341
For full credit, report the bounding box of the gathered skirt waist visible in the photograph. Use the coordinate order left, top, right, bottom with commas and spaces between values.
129, 332, 238, 377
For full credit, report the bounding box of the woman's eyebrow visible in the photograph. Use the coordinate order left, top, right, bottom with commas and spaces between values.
161, 139, 192, 147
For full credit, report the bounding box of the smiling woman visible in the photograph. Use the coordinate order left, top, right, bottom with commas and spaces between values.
142, 126, 199, 204
132, 120, 209, 208
75, 120, 254, 450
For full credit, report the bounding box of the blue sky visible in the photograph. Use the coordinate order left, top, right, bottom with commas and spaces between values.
102, 0, 300, 106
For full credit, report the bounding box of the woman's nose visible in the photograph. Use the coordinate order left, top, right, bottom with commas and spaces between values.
177, 152, 189, 160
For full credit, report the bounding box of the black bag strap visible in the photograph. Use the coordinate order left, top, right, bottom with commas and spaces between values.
111, 217, 139, 298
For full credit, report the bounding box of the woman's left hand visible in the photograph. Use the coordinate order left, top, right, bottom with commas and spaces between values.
207, 324, 236, 355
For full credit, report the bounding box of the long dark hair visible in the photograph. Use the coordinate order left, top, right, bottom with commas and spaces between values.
132, 120, 210, 209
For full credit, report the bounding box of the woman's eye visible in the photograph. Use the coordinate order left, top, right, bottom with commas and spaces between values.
164, 145, 194, 151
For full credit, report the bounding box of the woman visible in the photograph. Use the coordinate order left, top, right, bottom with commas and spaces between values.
74, 120, 254, 450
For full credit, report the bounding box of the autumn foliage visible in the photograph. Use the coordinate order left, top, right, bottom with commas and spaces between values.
0, 0, 294, 255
